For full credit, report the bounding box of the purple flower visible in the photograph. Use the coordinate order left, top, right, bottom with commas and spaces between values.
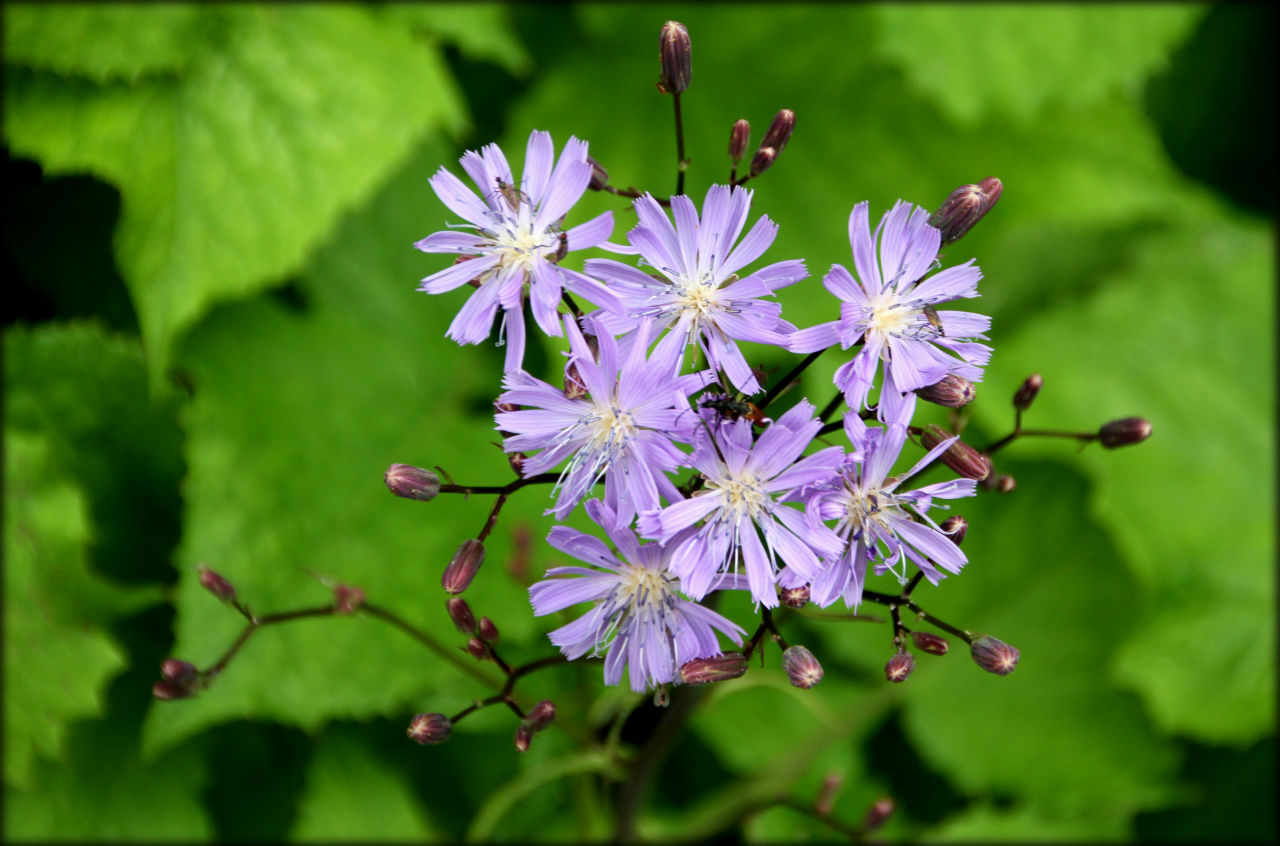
414, 130, 618, 373
788, 200, 991, 418
637, 400, 844, 608
496, 315, 709, 527
529, 501, 746, 692
802, 415, 976, 609
584, 185, 806, 395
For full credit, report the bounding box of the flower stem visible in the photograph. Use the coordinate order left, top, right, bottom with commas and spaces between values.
758, 351, 823, 411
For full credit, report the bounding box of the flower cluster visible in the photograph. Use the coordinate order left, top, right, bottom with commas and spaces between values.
414, 130, 993, 692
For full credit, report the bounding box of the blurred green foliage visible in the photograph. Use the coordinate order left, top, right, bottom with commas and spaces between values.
3, 3, 1274, 842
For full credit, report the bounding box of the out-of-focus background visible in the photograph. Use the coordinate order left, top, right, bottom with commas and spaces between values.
4, 4, 1274, 842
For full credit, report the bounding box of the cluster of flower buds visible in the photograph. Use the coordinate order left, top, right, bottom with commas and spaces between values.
153, 659, 201, 700
514, 699, 556, 752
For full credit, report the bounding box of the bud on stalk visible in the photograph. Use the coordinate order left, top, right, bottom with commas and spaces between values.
910, 630, 950, 656
442, 539, 485, 594
884, 651, 915, 683
917, 374, 976, 408
970, 635, 1020, 675
939, 515, 968, 546
780, 584, 810, 608
679, 652, 748, 685
1098, 417, 1152, 448
920, 425, 992, 481
524, 700, 556, 733
781, 645, 824, 689
1013, 373, 1043, 411
862, 796, 896, 832
407, 713, 451, 745
728, 119, 750, 164
657, 21, 691, 94
759, 109, 795, 154
384, 464, 441, 502
749, 146, 776, 178
586, 156, 609, 190
929, 177, 1002, 244
445, 597, 477, 635
477, 617, 500, 647
197, 566, 236, 603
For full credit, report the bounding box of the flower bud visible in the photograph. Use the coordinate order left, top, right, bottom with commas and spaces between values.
160, 660, 200, 694
920, 425, 992, 481
759, 109, 795, 154
563, 360, 589, 399
384, 464, 441, 502
815, 772, 843, 816
477, 617, 499, 647
442, 539, 485, 594
152, 680, 197, 701
445, 596, 477, 635
1098, 417, 1152, 449
728, 119, 750, 164
465, 637, 490, 661
679, 652, 748, 685
524, 699, 556, 733
586, 156, 609, 190
910, 630, 950, 656
970, 635, 1020, 675
917, 374, 976, 408
780, 584, 810, 609
939, 515, 967, 546
407, 713, 451, 745
861, 796, 896, 832
781, 645, 824, 689
984, 473, 1016, 494
748, 146, 776, 178
332, 584, 365, 615
197, 566, 236, 603
929, 177, 1003, 244
884, 651, 915, 683
505, 450, 527, 476
514, 723, 533, 753
1013, 373, 1043, 411
657, 21, 691, 94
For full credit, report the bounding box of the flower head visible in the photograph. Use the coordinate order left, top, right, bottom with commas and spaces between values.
496, 315, 709, 527
529, 501, 745, 692
415, 130, 618, 372
789, 200, 991, 419
802, 416, 976, 609
585, 185, 806, 394
637, 400, 843, 607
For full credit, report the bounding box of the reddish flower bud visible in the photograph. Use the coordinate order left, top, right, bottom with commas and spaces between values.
917, 373, 976, 408
445, 597, 477, 635
524, 700, 556, 733
929, 177, 1002, 244
658, 21, 691, 94
160, 659, 200, 686
884, 651, 915, 683
985, 473, 1016, 494
197, 566, 236, 603
1013, 373, 1043, 411
920, 425, 992, 481
679, 652, 748, 685
910, 630, 950, 656
407, 713, 451, 745
564, 360, 589, 399
442, 539, 485, 595
477, 617, 499, 646
384, 464, 441, 502
465, 638, 490, 661
861, 796, 896, 832
728, 119, 750, 164
760, 108, 796, 154
815, 772, 843, 816
1098, 417, 1152, 448
586, 156, 609, 190
780, 584, 810, 609
939, 514, 968, 546
749, 146, 776, 178
782, 645, 824, 689
514, 723, 533, 753
506, 451, 527, 476
970, 635, 1020, 675
152, 680, 197, 701
332, 584, 365, 615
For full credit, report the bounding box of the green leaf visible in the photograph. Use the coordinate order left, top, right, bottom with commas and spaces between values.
2, 429, 150, 788
4, 5, 467, 384
379, 2, 531, 75
291, 725, 437, 841
929, 801, 1129, 842
1, 3, 218, 81
869, 5, 1207, 126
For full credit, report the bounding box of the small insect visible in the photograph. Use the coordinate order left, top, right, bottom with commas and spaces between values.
492, 177, 528, 211
552, 230, 568, 262
700, 396, 769, 425
921, 303, 945, 337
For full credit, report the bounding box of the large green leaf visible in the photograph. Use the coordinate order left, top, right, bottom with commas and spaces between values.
4, 5, 467, 383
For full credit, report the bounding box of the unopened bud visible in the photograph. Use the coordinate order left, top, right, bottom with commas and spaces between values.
658, 21, 691, 94
524, 700, 556, 732
442, 539, 485, 594
445, 597, 477, 635
152, 680, 197, 701
465, 638, 490, 661
780, 584, 810, 608
586, 156, 609, 190
970, 635, 1020, 675
160, 658, 199, 685
921, 425, 992, 481
332, 584, 365, 615
982, 473, 1016, 494
939, 515, 968, 546
910, 630, 950, 656
477, 617, 499, 646
384, 464, 441, 502
760, 109, 796, 154
885, 651, 915, 683
781, 645, 824, 689
748, 146, 776, 178
506, 451, 527, 476
929, 177, 1003, 244
407, 713, 451, 745
728, 119, 750, 164
917, 374, 976, 408
197, 566, 236, 603
1013, 373, 1043, 411
862, 796, 896, 832
564, 360, 588, 399
514, 723, 533, 752
679, 652, 748, 685
1098, 417, 1152, 448
815, 772, 843, 816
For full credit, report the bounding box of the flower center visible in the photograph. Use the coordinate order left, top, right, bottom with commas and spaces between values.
841, 487, 905, 537
710, 473, 769, 522
865, 293, 944, 343
585, 404, 638, 455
